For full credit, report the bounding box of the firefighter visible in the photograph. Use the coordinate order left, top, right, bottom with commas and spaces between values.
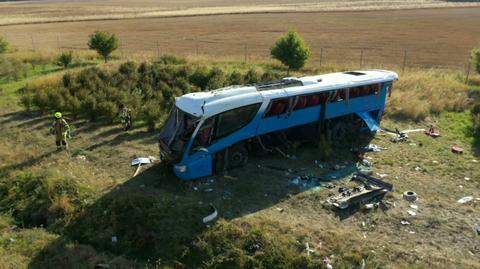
120, 105, 132, 131
50, 112, 70, 150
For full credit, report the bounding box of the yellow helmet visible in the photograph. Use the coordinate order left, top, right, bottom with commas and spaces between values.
54, 112, 62, 119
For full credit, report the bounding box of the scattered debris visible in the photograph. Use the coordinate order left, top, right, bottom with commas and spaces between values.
451, 146, 464, 154
76, 155, 87, 161
382, 127, 425, 143
464, 177, 470, 181
362, 159, 373, 167
327, 173, 393, 209
203, 205, 218, 224
276, 207, 284, 213
407, 210, 417, 216
274, 147, 297, 160
353, 173, 395, 192
361, 144, 385, 153
425, 125, 440, 138
223, 175, 238, 180
203, 188, 213, 193
9, 238, 15, 243
131, 157, 155, 177
410, 204, 418, 210
94, 263, 110, 269
457, 196, 474, 204
111, 236, 118, 243
375, 172, 388, 178
305, 242, 315, 256
403, 191, 418, 202
475, 225, 480, 236
364, 203, 379, 210
401, 220, 410, 225
323, 256, 333, 269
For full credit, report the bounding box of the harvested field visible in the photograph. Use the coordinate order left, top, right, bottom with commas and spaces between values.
1, 7, 480, 69
1, 0, 479, 26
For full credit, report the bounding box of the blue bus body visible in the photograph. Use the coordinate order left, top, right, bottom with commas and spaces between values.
158, 70, 398, 180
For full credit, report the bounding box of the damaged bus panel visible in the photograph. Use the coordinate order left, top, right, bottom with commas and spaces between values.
158, 70, 399, 180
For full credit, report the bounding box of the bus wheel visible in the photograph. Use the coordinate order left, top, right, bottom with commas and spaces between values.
228, 144, 248, 169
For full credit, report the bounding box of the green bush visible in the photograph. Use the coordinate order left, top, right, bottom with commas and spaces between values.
57, 51, 73, 69
472, 103, 480, 135
472, 47, 480, 75
0, 37, 9, 54
22, 58, 285, 130
156, 54, 187, 65
0, 56, 29, 81
141, 99, 163, 132
271, 31, 311, 74
87, 31, 119, 63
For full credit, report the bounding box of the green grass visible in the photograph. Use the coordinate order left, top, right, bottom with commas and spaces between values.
0, 54, 479, 268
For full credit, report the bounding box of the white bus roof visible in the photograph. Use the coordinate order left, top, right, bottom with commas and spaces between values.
175, 70, 398, 118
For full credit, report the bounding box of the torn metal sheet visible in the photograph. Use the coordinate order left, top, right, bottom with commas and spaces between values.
356, 111, 380, 132
353, 173, 395, 192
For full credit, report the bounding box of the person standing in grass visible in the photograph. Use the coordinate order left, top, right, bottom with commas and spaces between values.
119, 105, 132, 131
50, 112, 70, 150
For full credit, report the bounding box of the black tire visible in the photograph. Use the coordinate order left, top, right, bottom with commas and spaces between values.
228, 144, 248, 169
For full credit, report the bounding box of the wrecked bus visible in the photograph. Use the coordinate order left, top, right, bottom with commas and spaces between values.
158, 70, 399, 180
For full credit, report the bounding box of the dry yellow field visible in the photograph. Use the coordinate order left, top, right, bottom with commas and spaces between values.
1, 0, 480, 26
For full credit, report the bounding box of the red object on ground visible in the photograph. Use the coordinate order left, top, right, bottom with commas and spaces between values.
425, 131, 440, 138
451, 146, 464, 154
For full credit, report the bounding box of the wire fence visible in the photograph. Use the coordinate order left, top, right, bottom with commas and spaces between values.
14, 33, 474, 74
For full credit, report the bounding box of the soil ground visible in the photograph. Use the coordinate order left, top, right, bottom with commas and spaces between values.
1, 7, 480, 69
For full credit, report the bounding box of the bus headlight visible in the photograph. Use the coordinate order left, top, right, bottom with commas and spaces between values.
174, 164, 187, 173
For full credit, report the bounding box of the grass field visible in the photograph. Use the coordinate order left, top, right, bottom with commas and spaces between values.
1, 7, 480, 69
0, 1, 480, 268
0, 52, 479, 268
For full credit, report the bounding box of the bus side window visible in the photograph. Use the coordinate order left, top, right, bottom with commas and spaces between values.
362, 85, 372, 96
306, 94, 320, 106
350, 87, 360, 98
214, 103, 261, 141
264, 98, 290, 117
193, 118, 215, 149
293, 96, 308, 110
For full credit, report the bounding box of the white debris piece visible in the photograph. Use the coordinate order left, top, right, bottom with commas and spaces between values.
131, 157, 151, 166
457, 196, 474, 204
407, 210, 417, 216
203, 205, 218, 223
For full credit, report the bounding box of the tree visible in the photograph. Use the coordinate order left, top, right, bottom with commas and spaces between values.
472, 47, 480, 74
87, 31, 119, 63
271, 31, 311, 74
57, 51, 73, 69
0, 37, 9, 54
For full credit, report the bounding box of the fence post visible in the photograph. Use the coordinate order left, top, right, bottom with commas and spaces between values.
156, 41, 160, 58
402, 49, 407, 72
319, 48, 324, 67
57, 35, 60, 49
30, 35, 35, 51
195, 36, 199, 57
465, 59, 471, 84
360, 49, 364, 69
244, 44, 248, 63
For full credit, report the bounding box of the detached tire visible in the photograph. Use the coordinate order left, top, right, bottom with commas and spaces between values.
228, 144, 248, 169
403, 191, 418, 202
